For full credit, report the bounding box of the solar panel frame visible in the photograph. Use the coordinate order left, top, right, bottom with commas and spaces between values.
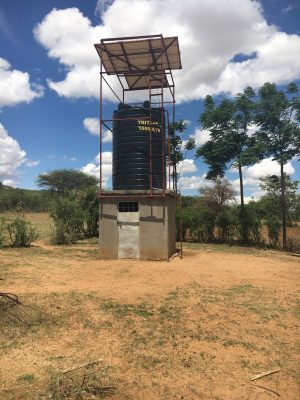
94, 35, 181, 90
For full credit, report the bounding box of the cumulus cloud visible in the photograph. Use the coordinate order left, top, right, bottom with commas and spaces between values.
246, 158, 295, 179
83, 117, 99, 135
95, 0, 114, 16
2, 179, 18, 188
177, 159, 197, 175
189, 128, 211, 146
81, 151, 112, 188
34, 1, 300, 102
179, 157, 297, 195
0, 122, 26, 179
83, 117, 112, 142
217, 32, 300, 95
178, 174, 206, 190
33, 8, 116, 100
0, 58, 44, 107
230, 157, 296, 196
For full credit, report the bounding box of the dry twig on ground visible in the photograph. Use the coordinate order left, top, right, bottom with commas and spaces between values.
250, 369, 280, 381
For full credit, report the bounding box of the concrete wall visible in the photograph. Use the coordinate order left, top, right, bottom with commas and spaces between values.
99, 192, 177, 260
99, 199, 118, 259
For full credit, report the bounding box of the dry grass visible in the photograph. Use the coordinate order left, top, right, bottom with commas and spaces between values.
0, 213, 299, 399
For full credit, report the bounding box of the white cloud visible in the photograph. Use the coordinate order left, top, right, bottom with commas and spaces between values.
33, 8, 117, 100
281, 4, 296, 15
34, 1, 300, 102
83, 117, 99, 135
62, 155, 77, 162
0, 122, 26, 179
26, 160, 40, 167
0, 58, 44, 107
177, 159, 197, 175
95, 0, 114, 16
229, 157, 296, 198
178, 174, 206, 190
83, 117, 112, 142
81, 151, 112, 188
246, 158, 295, 179
95, 152, 112, 164
2, 179, 18, 188
218, 32, 300, 95
190, 128, 211, 146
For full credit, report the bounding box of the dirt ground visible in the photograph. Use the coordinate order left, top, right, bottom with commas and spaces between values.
0, 214, 300, 399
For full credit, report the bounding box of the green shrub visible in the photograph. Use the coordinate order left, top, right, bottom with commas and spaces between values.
6, 218, 38, 247
181, 207, 215, 243
237, 207, 263, 244
265, 217, 281, 247
50, 220, 78, 245
194, 208, 216, 242
79, 188, 99, 237
216, 208, 237, 243
50, 198, 85, 244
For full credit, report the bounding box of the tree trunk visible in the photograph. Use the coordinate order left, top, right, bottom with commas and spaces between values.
238, 161, 246, 242
280, 161, 287, 250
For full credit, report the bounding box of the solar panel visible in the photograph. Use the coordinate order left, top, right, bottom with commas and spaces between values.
94, 35, 181, 90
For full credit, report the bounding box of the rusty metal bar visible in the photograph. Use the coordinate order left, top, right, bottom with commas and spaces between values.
173, 85, 176, 190
101, 73, 122, 103
165, 109, 171, 190
102, 121, 113, 133
99, 56, 103, 196
160, 35, 165, 195
120, 42, 132, 71
148, 45, 153, 196
101, 41, 125, 93
179, 191, 183, 259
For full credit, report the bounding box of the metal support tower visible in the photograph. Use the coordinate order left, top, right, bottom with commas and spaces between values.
94, 34, 182, 198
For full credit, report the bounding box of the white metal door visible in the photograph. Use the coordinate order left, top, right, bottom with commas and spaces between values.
117, 210, 139, 259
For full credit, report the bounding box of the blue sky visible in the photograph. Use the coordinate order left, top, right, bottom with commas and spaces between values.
0, 0, 299, 200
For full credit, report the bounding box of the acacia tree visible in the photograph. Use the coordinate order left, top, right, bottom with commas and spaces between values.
187, 87, 257, 242
37, 169, 98, 197
37, 170, 99, 243
255, 82, 300, 249
199, 177, 236, 215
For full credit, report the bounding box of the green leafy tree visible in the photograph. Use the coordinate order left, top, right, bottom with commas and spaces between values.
188, 87, 257, 242
294, 195, 300, 221
255, 82, 300, 249
169, 120, 187, 190
260, 174, 299, 226
79, 188, 99, 237
37, 169, 98, 197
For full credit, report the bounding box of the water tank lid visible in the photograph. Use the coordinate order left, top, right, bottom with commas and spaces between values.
118, 103, 132, 111
143, 101, 150, 109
